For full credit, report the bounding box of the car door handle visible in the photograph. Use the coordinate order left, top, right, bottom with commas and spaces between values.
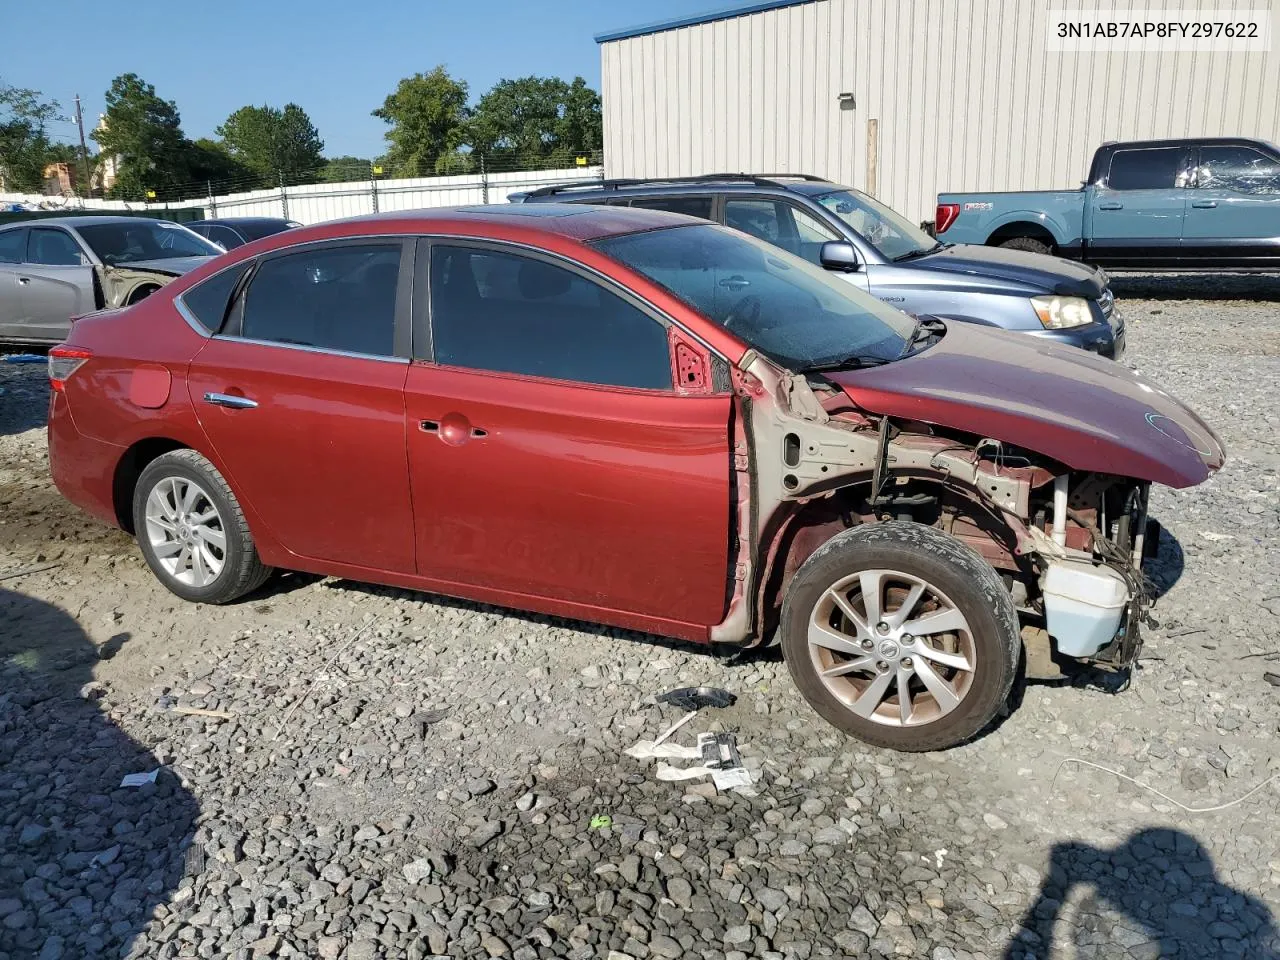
718, 275, 751, 290
420, 414, 486, 446
203, 392, 258, 409
1097, 202, 1123, 211
1191, 199, 1218, 208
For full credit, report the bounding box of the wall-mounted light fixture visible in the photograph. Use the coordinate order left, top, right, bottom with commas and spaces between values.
838, 92, 856, 110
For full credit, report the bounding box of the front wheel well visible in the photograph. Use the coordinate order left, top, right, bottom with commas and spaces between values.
113, 438, 188, 533
986, 221, 1057, 251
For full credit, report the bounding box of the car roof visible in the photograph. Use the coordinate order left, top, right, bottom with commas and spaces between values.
1100, 136, 1273, 150
325, 203, 701, 242
520, 173, 849, 203
190, 217, 292, 226
0, 215, 179, 230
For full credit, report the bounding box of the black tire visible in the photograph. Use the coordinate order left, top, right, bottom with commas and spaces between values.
998, 236, 1053, 257
132, 449, 271, 604
780, 521, 1019, 752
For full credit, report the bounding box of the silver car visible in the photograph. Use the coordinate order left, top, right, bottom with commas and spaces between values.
0, 216, 223, 344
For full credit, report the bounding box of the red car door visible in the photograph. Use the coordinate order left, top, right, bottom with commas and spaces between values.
404, 240, 732, 633
186, 239, 416, 573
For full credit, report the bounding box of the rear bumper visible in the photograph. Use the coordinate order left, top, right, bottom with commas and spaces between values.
48, 391, 124, 528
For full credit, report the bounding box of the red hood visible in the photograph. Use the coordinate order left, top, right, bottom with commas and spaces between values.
827, 323, 1225, 489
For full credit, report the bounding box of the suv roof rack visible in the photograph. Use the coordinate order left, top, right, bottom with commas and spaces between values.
520, 172, 831, 199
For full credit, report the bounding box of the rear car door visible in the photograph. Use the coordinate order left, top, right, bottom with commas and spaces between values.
17, 227, 96, 341
0, 228, 27, 336
1182, 143, 1280, 269
1088, 145, 1193, 268
404, 239, 733, 634
186, 238, 418, 573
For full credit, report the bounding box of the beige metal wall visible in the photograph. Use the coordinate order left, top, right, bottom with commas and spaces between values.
600, 0, 1280, 223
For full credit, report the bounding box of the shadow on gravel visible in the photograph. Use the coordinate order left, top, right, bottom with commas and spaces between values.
1146, 525, 1186, 600
0, 587, 199, 959
1004, 827, 1280, 959
1110, 272, 1280, 301
0, 358, 50, 437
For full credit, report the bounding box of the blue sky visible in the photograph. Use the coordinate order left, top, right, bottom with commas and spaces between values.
5, 0, 719, 158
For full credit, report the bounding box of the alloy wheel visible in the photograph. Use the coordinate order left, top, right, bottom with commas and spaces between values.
144, 476, 227, 588
807, 568, 977, 727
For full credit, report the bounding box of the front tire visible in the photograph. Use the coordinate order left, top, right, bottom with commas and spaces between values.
781, 521, 1019, 751
132, 449, 271, 604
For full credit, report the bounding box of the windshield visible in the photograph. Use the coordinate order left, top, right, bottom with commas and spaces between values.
594, 223, 914, 370
76, 220, 223, 265
814, 189, 938, 261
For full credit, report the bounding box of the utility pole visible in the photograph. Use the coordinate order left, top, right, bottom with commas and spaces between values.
73, 95, 91, 197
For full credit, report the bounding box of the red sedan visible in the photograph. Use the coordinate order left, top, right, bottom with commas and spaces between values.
48, 205, 1223, 750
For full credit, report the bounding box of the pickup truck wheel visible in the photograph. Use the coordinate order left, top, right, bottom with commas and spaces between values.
780, 521, 1019, 752
998, 236, 1052, 256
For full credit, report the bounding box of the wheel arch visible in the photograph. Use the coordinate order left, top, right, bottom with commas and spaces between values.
112, 437, 191, 533
986, 220, 1058, 251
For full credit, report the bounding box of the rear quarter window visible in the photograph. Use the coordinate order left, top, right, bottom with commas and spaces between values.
179, 265, 249, 332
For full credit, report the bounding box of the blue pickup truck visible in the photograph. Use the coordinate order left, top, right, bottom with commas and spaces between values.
936, 137, 1280, 271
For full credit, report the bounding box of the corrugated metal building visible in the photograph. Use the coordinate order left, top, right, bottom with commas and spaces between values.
597, 0, 1280, 223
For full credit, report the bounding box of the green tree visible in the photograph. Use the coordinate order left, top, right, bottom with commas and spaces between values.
0, 83, 62, 193
184, 137, 254, 187
216, 103, 324, 184
318, 155, 373, 182
468, 76, 602, 167
92, 73, 190, 200
557, 77, 603, 156
373, 66, 469, 176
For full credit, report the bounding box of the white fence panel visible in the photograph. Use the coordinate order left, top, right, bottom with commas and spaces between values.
1, 165, 603, 226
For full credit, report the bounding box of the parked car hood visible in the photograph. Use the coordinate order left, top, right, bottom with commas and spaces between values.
906, 244, 1106, 299
826, 322, 1224, 489
105, 256, 215, 276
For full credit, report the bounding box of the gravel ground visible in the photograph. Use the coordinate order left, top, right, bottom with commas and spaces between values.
1, 278, 1278, 960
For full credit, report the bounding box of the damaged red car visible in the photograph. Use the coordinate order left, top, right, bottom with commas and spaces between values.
47, 206, 1224, 751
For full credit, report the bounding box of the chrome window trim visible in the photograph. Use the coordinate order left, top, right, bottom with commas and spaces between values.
173, 297, 211, 337
210, 334, 408, 364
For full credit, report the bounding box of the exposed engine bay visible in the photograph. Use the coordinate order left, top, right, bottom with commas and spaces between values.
716, 350, 1159, 667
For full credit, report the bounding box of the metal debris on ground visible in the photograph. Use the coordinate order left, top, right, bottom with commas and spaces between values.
1, 354, 45, 364
119, 770, 159, 788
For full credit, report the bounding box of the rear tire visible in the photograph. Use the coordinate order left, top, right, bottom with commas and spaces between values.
998, 236, 1053, 257
132, 449, 271, 604
780, 521, 1019, 752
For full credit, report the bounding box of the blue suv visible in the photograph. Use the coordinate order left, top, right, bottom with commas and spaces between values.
513, 174, 1123, 360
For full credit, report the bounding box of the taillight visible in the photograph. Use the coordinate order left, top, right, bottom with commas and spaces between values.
935, 203, 960, 234
48, 345, 92, 393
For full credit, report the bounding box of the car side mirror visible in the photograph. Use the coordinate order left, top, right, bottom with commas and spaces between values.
820, 240, 859, 272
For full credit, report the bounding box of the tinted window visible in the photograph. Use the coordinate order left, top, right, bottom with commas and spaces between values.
207, 225, 245, 249
724, 199, 841, 263
429, 245, 672, 390
26, 229, 83, 266
595, 224, 913, 371
0, 229, 27, 264
725, 199, 785, 244
628, 195, 714, 219
239, 220, 296, 241
240, 244, 400, 356
1197, 146, 1280, 195
1107, 148, 1184, 190
180, 266, 249, 332
76, 220, 222, 264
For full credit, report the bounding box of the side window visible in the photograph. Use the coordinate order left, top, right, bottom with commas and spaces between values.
725, 199, 785, 245
629, 195, 714, 219
788, 206, 841, 264
238, 244, 401, 356
26, 229, 84, 266
179, 265, 250, 332
1196, 146, 1280, 195
0, 229, 25, 264
429, 245, 672, 390
208, 225, 244, 249
1106, 148, 1185, 190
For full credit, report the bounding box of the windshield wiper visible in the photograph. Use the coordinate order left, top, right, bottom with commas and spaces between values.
893, 242, 945, 262
803, 354, 894, 373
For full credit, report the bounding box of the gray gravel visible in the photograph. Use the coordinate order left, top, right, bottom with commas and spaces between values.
1, 280, 1279, 959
